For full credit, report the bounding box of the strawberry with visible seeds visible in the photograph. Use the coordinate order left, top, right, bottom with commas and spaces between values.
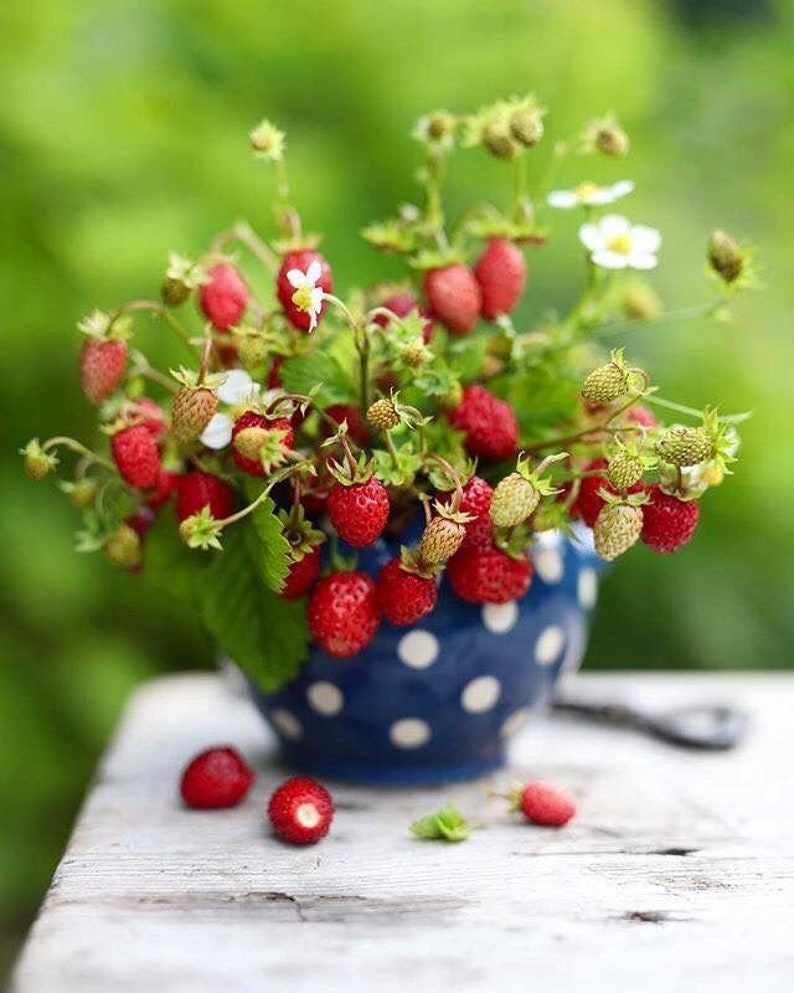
277, 250, 333, 332
447, 384, 518, 462
377, 557, 438, 626
199, 263, 249, 331
267, 777, 334, 845
231, 410, 294, 476
171, 386, 218, 444
447, 544, 533, 604
474, 238, 526, 320
80, 338, 128, 404
641, 485, 700, 553
438, 475, 494, 551
573, 459, 644, 528
180, 746, 254, 809
327, 476, 390, 548
308, 571, 380, 657
282, 545, 322, 600
511, 781, 576, 827
176, 472, 234, 523
112, 424, 161, 489
423, 263, 481, 335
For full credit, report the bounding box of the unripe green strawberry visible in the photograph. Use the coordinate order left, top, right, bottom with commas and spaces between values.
401, 340, 432, 368
490, 472, 539, 527
171, 387, 217, 444
656, 427, 714, 467
593, 503, 643, 561
238, 335, 270, 372
607, 450, 645, 490
419, 516, 466, 565
105, 523, 142, 569
366, 397, 400, 431
161, 275, 191, 308
582, 361, 629, 405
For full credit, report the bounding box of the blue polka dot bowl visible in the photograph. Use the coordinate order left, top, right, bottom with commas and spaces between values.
247, 526, 605, 785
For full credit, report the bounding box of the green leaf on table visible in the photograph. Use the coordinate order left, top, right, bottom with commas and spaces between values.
410, 805, 472, 842
248, 496, 292, 593
199, 525, 309, 692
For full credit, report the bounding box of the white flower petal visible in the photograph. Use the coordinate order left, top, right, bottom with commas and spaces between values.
592, 249, 631, 270
309, 287, 324, 311
609, 179, 635, 199
306, 260, 322, 284
216, 369, 255, 405
627, 252, 658, 271
579, 223, 604, 252
598, 214, 631, 238
629, 224, 661, 254
547, 190, 579, 209
286, 268, 307, 289
200, 413, 233, 450
586, 188, 617, 205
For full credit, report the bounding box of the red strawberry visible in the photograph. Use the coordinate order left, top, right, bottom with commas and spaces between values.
322, 404, 370, 448
438, 475, 494, 551
267, 777, 334, 845
517, 782, 576, 827
148, 468, 179, 509
112, 424, 161, 489
308, 571, 381, 658
276, 250, 333, 332
180, 746, 254, 810
282, 546, 322, 600
374, 292, 435, 343
176, 472, 234, 523
423, 263, 481, 335
474, 238, 526, 320
447, 384, 518, 462
199, 263, 249, 331
79, 338, 128, 404
447, 545, 533, 604
231, 410, 294, 476
573, 459, 644, 528
327, 477, 390, 548
641, 484, 700, 553
376, 558, 438, 626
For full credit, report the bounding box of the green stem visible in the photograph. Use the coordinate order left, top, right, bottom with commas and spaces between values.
589, 300, 723, 340
215, 463, 306, 529
42, 437, 116, 472
384, 430, 400, 471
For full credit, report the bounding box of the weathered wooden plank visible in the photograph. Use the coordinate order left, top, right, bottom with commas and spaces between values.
12, 672, 794, 992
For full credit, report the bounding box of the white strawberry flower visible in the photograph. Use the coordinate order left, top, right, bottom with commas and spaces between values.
287, 261, 324, 332
579, 214, 661, 271
199, 370, 260, 450
547, 180, 634, 210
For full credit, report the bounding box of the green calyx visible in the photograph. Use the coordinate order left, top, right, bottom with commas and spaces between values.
179, 506, 225, 551
21, 439, 58, 481
278, 505, 325, 562
410, 805, 471, 842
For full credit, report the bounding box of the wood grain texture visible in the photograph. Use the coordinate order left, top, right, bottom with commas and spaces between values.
12, 672, 794, 993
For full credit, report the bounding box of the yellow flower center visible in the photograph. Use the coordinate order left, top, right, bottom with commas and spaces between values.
575, 181, 599, 199
607, 232, 633, 255
291, 286, 314, 313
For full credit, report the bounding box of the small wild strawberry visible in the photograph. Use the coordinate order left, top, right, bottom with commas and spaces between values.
473, 238, 526, 320
104, 523, 143, 570
490, 472, 539, 528
112, 424, 161, 489
419, 514, 467, 565
423, 263, 481, 335
656, 426, 714, 467
447, 545, 533, 604
199, 263, 249, 331
80, 338, 128, 404
231, 410, 294, 476
593, 502, 643, 561
366, 397, 401, 432
327, 477, 390, 548
447, 384, 518, 462
282, 546, 322, 600
180, 746, 254, 809
277, 250, 333, 332
267, 777, 334, 845
438, 475, 494, 551
640, 484, 700, 554
581, 357, 629, 405
308, 571, 381, 658
511, 782, 576, 827
376, 557, 438, 626
176, 472, 234, 523
171, 386, 218, 444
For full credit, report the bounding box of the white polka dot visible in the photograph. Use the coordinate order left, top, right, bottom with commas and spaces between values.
389, 718, 431, 749
461, 675, 502, 713
533, 547, 564, 585
577, 567, 598, 609
270, 708, 303, 740
501, 708, 531, 737
397, 630, 439, 669
535, 625, 566, 666
482, 601, 519, 634
535, 529, 562, 548
306, 682, 344, 716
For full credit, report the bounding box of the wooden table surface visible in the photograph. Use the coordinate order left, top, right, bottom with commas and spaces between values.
12, 671, 794, 992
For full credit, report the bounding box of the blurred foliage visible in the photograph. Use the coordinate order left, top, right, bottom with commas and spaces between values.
2, 0, 794, 974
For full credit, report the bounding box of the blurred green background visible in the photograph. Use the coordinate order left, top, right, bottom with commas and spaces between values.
2, 0, 793, 977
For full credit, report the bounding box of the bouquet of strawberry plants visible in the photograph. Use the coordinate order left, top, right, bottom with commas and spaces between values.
22, 96, 752, 693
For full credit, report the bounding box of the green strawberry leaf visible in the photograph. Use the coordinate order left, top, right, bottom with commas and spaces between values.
247, 495, 292, 593
199, 525, 309, 692
280, 350, 355, 408
410, 805, 471, 842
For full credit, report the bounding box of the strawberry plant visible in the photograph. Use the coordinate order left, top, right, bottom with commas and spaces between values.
22, 97, 752, 692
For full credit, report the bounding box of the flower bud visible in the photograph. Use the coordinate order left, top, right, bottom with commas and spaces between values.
426, 111, 456, 141
483, 121, 519, 161
509, 109, 544, 147
707, 230, 743, 284
595, 124, 629, 157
